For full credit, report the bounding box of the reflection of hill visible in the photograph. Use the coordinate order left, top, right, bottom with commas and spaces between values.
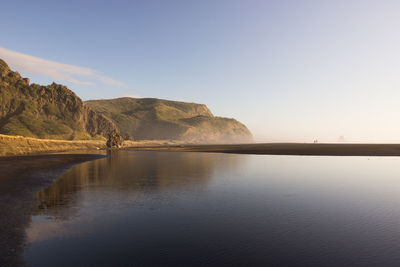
0, 154, 104, 266
34, 151, 241, 218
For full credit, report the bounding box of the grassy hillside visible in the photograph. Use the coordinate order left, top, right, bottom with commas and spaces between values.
86, 97, 252, 143
0, 58, 251, 144
0, 59, 118, 140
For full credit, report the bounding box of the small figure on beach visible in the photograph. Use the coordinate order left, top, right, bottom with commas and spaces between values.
106, 130, 123, 148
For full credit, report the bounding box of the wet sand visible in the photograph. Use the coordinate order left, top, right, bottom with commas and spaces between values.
0, 153, 106, 266
128, 143, 400, 156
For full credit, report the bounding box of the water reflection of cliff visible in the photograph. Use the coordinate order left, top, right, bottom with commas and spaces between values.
34, 151, 242, 218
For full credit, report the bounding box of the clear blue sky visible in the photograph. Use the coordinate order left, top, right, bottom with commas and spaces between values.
1, 0, 400, 142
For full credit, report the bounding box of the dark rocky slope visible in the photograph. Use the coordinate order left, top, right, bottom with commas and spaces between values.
0, 59, 118, 140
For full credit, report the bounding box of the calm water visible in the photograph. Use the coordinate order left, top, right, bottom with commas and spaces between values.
23, 151, 400, 266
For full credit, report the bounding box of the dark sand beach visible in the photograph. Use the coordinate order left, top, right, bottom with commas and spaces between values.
128, 143, 400, 156
0, 154, 106, 266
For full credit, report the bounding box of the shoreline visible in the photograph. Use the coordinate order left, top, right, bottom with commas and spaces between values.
0, 153, 106, 266
126, 143, 400, 156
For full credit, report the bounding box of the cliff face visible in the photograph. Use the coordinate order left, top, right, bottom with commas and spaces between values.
86, 97, 253, 143
0, 59, 118, 140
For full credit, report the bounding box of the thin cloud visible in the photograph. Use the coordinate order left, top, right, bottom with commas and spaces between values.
98, 75, 126, 87
123, 94, 142, 98
0, 47, 125, 87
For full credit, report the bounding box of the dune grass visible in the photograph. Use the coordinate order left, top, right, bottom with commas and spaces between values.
0, 134, 107, 156
0, 134, 180, 156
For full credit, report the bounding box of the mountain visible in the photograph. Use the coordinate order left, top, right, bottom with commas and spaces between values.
85, 97, 252, 143
0, 59, 118, 140
0, 58, 252, 143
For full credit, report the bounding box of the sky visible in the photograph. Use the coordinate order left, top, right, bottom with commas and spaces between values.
1, 0, 400, 142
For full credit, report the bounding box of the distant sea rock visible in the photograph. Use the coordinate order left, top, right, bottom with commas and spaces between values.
0, 59, 118, 140
86, 97, 253, 143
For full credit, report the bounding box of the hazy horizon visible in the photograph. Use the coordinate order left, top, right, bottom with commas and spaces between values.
1, 0, 400, 143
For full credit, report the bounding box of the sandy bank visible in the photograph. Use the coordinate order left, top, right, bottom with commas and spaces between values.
126, 143, 400, 156
0, 134, 181, 156
0, 134, 107, 156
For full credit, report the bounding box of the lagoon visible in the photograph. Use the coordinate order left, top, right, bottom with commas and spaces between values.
23, 151, 400, 266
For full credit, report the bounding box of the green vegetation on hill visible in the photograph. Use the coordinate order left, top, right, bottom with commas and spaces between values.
0, 58, 252, 143
0, 59, 118, 140
86, 97, 252, 143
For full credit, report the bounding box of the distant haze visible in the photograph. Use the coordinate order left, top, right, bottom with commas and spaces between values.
1, 1, 400, 143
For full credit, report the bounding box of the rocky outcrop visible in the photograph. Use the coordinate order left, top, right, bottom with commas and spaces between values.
106, 130, 123, 148
0, 59, 118, 140
86, 97, 253, 143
